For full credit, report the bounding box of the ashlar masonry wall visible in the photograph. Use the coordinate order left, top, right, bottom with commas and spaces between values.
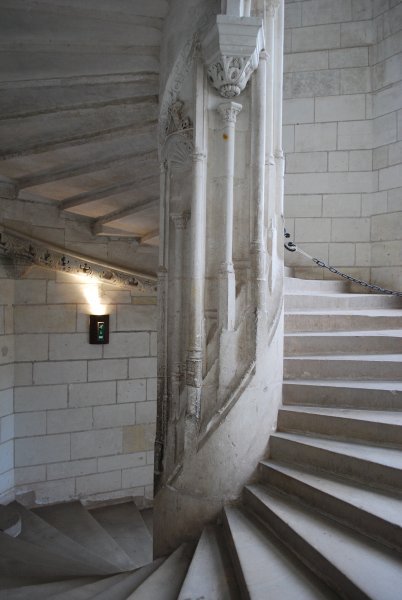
283, 0, 402, 288
0, 260, 14, 502
1, 262, 158, 506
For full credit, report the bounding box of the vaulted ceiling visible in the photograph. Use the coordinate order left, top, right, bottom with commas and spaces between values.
0, 0, 169, 247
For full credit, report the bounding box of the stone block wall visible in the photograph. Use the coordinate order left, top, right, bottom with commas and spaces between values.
0, 257, 157, 506
0, 261, 14, 502
283, 0, 402, 288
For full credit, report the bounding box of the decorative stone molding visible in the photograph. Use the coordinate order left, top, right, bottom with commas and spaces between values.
202, 15, 265, 98
0, 225, 157, 291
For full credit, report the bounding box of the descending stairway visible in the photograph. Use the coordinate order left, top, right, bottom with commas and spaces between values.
1, 276, 402, 599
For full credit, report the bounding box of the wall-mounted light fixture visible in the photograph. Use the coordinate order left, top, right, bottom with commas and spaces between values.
89, 314, 109, 344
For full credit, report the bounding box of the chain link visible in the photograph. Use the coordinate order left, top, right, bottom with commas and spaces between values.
283, 228, 402, 297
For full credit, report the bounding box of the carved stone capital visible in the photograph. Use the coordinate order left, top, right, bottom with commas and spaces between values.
218, 101, 242, 124
202, 15, 265, 98
266, 0, 281, 17
171, 212, 190, 230
185, 351, 203, 388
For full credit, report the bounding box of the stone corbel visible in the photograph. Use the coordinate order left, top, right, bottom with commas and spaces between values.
202, 15, 265, 98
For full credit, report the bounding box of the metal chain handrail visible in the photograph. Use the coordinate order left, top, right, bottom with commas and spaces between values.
284, 228, 402, 297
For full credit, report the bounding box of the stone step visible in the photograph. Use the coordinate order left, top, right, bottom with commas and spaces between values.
178, 525, 240, 600
283, 380, 402, 410
0, 505, 21, 537
244, 484, 402, 600
71, 561, 163, 600
258, 461, 402, 553
47, 573, 132, 600
278, 406, 402, 448
0, 531, 106, 580
284, 277, 349, 293
33, 502, 135, 572
269, 433, 402, 495
284, 331, 402, 356
284, 355, 402, 381
0, 577, 99, 600
222, 506, 336, 599
285, 293, 402, 311
92, 564, 163, 600
90, 502, 152, 569
126, 543, 194, 600
285, 310, 402, 333
10, 501, 120, 575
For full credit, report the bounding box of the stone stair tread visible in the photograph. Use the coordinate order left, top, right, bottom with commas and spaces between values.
279, 406, 402, 424
9, 501, 121, 574
245, 484, 402, 600
89, 502, 152, 569
260, 461, 402, 534
286, 309, 402, 316
139, 508, 153, 536
47, 573, 130, 600
223, 506, 337, 600
0, 577, 99, 600
284, 379, 402, 390
272, 432, 402, 470
178, 525, 240, 600
126, 543, 194, 599
90, 560, 164, 600
0, 530, 106, 579
286, 354, 402, 361
33, 502, 135, 572
285, 330, 402, 337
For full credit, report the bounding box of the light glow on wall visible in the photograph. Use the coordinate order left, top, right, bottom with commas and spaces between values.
82, 282, 107, 315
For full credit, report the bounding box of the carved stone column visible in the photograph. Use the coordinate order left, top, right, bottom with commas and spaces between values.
170, 212, 189, 421
155, 160, 170, 487
250, 51, 268, 313
217, 101, 242, 331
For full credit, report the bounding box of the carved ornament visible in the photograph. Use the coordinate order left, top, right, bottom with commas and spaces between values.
217, 101, 242, 123
0, 226, 157, 292
162, 100, 194, 167
202, 15, 265, 98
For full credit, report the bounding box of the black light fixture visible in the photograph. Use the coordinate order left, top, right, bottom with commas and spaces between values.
89, 314, 109, 344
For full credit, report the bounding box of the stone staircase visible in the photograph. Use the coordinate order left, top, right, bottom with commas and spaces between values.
1, 276, 402, 599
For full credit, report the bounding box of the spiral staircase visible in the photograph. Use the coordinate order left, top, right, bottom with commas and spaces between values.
1, 275, 401, 599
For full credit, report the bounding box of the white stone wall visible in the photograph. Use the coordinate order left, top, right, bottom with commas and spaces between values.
369, 0, 402, 290
8, 265, 157, 505
283, 0, 402, 288
0, 261, 15, 502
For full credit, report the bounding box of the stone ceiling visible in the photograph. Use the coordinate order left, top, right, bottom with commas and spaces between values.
0, 0, 169, 247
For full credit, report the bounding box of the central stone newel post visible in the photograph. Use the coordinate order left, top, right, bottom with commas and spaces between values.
154, 0, 285, 557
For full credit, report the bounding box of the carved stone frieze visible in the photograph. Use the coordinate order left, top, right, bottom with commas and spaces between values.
202, 15, 265, 98
0, 226, 157, 291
